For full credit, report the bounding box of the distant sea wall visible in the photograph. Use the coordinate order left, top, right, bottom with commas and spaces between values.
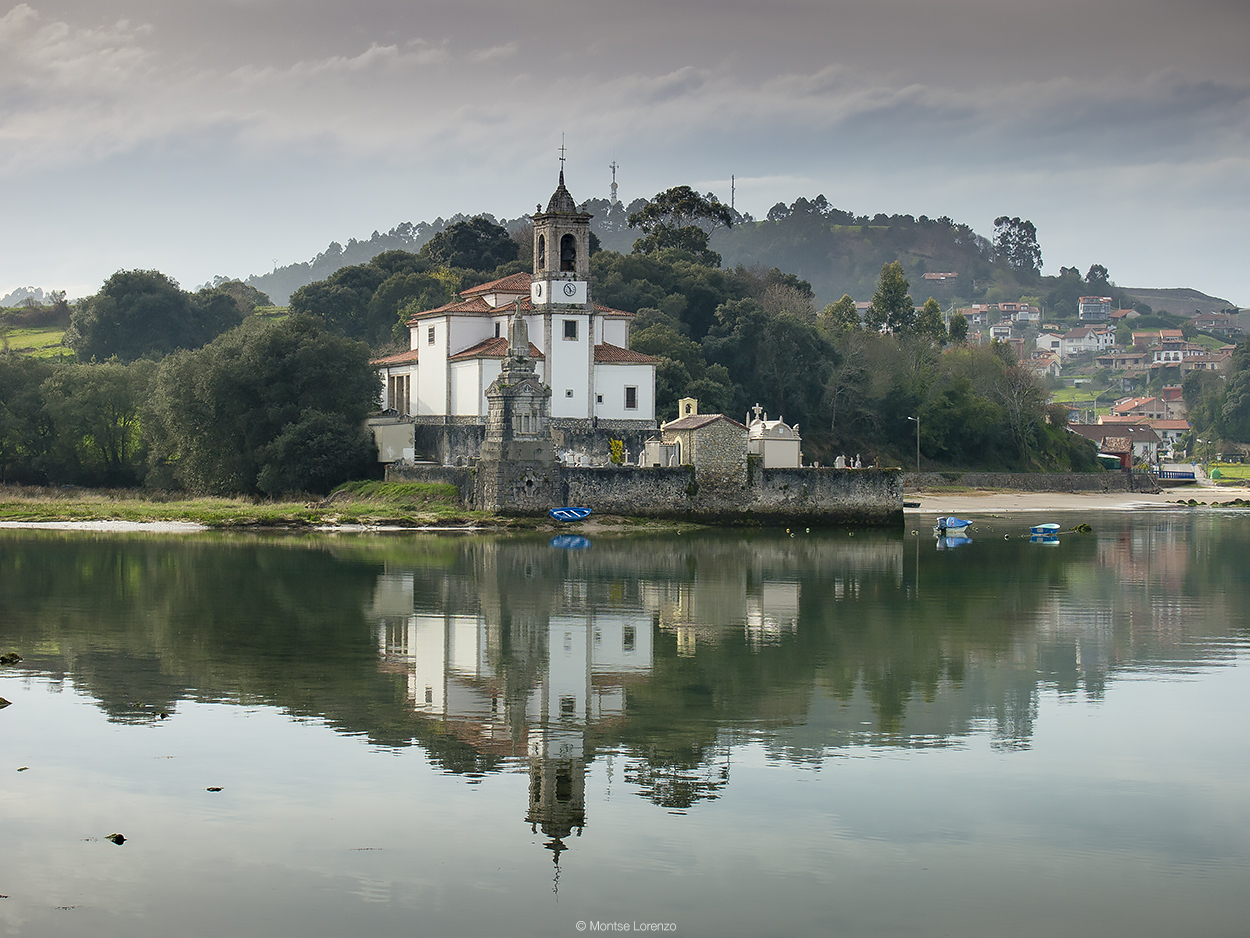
902, 471, 1159, 493
389, 461, 903, 526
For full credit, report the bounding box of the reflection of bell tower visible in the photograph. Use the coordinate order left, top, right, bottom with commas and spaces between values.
531, 170, 593, 309
526, 755, 586, 871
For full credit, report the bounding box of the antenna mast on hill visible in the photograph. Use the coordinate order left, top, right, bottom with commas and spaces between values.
731, 175, 735, 212
609, 160, 619, 204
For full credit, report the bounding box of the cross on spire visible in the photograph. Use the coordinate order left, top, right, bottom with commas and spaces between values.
558, 135, 566, 168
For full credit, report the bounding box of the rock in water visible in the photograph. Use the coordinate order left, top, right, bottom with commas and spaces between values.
0, 653, 22, 665
106, 833, 126, 845
0, 698, 11, 709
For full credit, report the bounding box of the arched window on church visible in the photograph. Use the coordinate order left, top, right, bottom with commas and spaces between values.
537, 235, 545, 269
560, 234, 576, 272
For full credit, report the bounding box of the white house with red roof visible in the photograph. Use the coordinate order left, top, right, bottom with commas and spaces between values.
372, 173, 657, 463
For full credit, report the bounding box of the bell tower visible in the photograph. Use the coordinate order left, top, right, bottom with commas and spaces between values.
531, 169, 593, 309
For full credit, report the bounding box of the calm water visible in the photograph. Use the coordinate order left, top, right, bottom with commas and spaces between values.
1, 513, 1248, 938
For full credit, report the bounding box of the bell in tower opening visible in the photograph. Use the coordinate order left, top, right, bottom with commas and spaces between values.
560, 234, 576, 272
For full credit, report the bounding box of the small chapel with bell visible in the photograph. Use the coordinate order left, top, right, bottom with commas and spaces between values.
371, 169, 658, 466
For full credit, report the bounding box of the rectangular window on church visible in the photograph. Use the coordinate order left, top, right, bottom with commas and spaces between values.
563, 319, 578, 340
625, 386, 638, 410
427, 326, 435, 346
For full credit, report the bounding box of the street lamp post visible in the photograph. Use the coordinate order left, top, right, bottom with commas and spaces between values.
907, 416, 920, 473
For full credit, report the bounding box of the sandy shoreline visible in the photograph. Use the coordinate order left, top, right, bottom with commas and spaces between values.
0, 519, 209, 532
906, 484, 1248, 514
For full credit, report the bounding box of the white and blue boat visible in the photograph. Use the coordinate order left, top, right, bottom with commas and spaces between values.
934, 516, 973, 535
1029, 522, 1061, 536
549, 506, 592, 522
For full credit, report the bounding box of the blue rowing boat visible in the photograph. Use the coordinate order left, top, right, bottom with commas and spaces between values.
1030, 522, 1060, 536
549, 507, 592, 522
934, 516, 972, 535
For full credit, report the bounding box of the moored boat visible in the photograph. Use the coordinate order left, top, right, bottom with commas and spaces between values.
1030, 522, 1060, 536
549, 507, 592, 522
934, 516, 973, 535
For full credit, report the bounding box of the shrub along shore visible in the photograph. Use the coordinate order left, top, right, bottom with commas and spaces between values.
0, 481, 492, 529
0, 481, 690, 531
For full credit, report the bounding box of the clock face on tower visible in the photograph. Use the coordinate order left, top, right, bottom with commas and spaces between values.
531, 281, 587, 305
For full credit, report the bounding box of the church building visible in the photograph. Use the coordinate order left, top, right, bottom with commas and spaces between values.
372, 172, 658, 465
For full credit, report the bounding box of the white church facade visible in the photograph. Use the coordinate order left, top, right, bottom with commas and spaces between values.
372, 172, 658, 465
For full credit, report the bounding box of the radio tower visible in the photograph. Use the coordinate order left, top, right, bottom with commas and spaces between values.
609, 160, 619, 204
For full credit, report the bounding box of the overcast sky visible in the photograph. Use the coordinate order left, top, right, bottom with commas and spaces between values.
2, 0, 1247, 304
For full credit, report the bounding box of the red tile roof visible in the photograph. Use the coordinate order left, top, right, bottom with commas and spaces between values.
406, 296, 494, 324
448, 337, 545, 361
459, 271, 532, 298
594, 343, 656, 364
405, 293, 635, 325
370, 349, 420, 366
594, 303, 634, 317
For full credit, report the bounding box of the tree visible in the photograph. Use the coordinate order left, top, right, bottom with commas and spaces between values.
0, 353, 55, 483
1085, 264, 1109, 288
67, 270, 244, 362
289, 251, 456, 347
419, 217, 518, 272
822, 294, 861, 334
1219, 341, 1250, 442
703, 298, 835, 431
628, 186, 734, 267
868, 261, 915, 334
948, 311, 969, 345
146, 316, 378, 495
628, 186, 735, 234
916, 297, 947, 344
993, 217, 1042, 275
40, 360, 155, 486
207, 278, 272, 314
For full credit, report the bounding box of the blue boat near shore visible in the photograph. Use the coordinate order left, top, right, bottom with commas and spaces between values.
1030, 523, 1061, 536
934, 516, 973, 535
549, 507, 592, 522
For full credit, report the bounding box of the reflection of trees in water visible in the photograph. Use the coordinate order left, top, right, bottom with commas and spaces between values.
623, 749, 731, 809
3, 518, 1246, 792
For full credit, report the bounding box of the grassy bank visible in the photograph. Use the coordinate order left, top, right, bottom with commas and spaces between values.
0, 481, 494, 528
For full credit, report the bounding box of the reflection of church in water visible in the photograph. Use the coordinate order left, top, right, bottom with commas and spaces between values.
366, 540, 818, 865
369, 544, 654, 865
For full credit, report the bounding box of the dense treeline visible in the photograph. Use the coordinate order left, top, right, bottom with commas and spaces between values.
286, 218, 528, 347
66, 270, 271, 363
0, 316, 379, 494
1183, 342, 1250, 452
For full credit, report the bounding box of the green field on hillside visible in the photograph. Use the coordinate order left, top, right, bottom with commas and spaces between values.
2, 326, 71, 359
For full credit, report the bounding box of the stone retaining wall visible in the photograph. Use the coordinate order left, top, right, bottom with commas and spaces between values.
562, 464, 900, 525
